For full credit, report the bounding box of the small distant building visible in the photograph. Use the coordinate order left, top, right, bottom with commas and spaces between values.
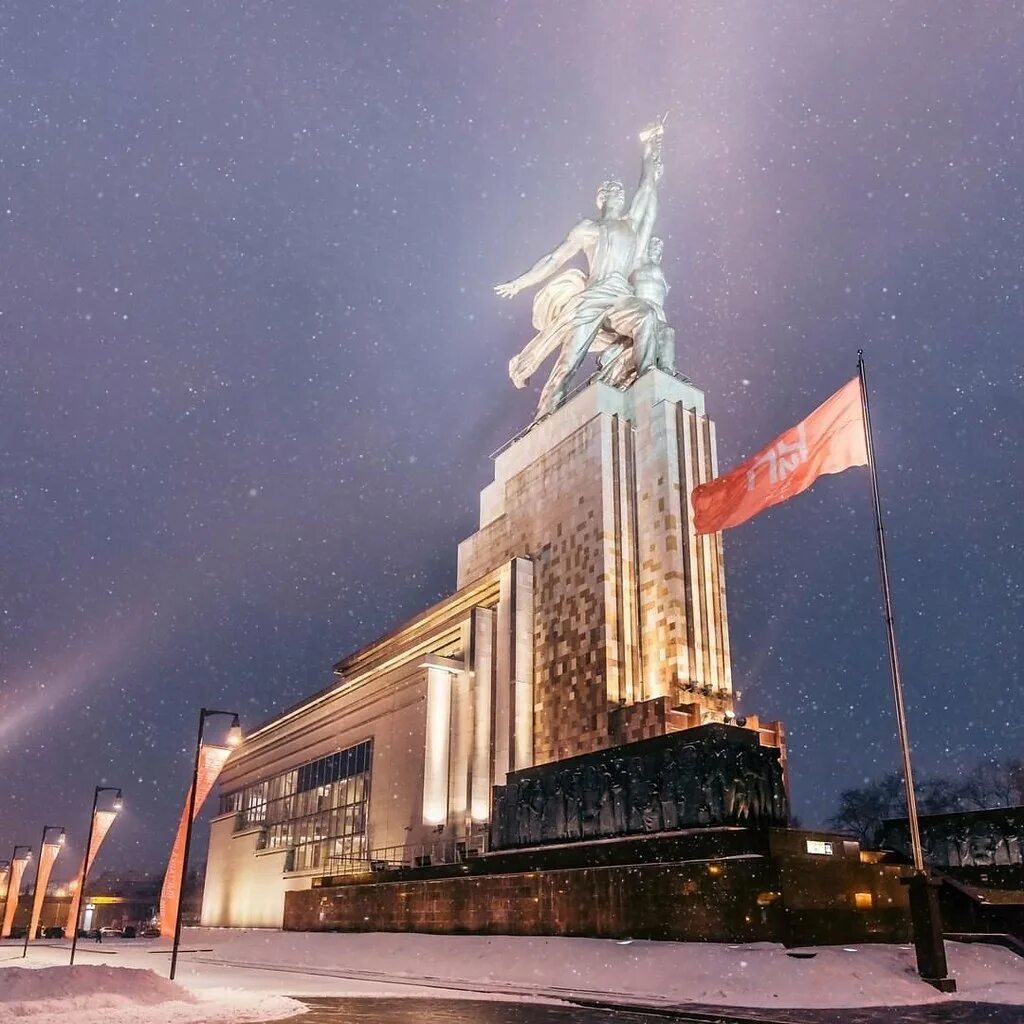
879, 806, 1024, 876
0, 869, 160, 936
77, 869, 161, 932
879, 807, 1024, 941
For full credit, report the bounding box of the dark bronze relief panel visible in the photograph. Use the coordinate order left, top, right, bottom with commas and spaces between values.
491, 723, 787, 850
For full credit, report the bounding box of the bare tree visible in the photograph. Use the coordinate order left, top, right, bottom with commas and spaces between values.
959, 757, 1024, 810
828, 757, 1022, 846
829, 771, 907, 845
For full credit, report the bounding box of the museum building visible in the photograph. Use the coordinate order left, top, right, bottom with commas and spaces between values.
201, 371, 909, 943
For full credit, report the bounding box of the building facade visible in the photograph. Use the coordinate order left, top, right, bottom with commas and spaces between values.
202, 370, 785, 928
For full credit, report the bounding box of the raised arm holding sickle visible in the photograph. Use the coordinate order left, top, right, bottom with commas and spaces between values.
494, 118, 667, 421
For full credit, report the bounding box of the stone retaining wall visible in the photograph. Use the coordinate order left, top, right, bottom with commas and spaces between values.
285, 844, 911, 946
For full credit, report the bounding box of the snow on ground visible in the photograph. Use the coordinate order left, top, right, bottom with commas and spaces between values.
0, 962, 302, 1024
5, 929, 1023, 1012
171, 928, 1024, 1009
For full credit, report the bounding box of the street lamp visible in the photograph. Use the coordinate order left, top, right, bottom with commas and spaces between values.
169, 708, 240, 980
22, 826, 65, 958
9, 846, 33, 875
69, 787, 123, 966
6, 847, 32, 881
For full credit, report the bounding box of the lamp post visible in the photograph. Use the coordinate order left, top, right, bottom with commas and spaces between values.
169, 708, 240, 981
69, 787, 122, 966
22, 826, 65, 957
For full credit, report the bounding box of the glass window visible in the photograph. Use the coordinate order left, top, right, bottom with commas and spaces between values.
222, 739, 372, 874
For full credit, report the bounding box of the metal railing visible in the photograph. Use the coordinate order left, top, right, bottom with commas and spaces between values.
326, 833, 490, 876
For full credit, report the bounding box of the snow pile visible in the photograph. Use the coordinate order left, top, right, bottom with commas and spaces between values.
191, 929, 1024, 1009
0, 964, 303, 1023
0, 965, 192, 1008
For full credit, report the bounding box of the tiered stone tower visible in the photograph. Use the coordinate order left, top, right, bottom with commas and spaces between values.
458, 369, 784, 771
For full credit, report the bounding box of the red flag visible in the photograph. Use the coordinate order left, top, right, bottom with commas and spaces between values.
27, 841, 62, 943
159, 743, 232, 938
1, 855, 30, 938
65, 809, 118, 937
692, 377, 868, 534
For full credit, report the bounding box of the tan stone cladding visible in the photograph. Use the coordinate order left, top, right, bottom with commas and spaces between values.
461, 413, 612, 763
457, 371, 750, 768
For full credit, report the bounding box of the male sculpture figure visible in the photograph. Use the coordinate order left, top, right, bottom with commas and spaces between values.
496, 120, 665, 421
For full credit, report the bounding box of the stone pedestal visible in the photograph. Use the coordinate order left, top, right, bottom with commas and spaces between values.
458, 370, 780, 768
285, 827, 913, 946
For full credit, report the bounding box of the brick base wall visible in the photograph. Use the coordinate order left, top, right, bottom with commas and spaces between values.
284, 845, 912, 946
285, 857, 780, 942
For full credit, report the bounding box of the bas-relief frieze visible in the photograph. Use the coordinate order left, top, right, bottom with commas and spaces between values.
491, 726, 787, 849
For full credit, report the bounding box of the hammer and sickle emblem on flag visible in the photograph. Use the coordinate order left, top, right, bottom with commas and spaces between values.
691, 377, 867, 535
746, 424, 808, 490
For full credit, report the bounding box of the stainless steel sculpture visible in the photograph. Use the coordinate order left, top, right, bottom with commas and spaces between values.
496, 119, 677, 421
597, 235, 675, 387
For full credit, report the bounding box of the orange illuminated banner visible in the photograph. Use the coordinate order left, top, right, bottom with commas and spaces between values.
27, 842, 61, 942
65, 810, 118, 937
159, 744, 232, 938
692, 377, 868, 534
1, 855, 29, 938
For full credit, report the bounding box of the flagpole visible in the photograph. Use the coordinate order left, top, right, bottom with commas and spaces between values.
856, 350, 954, 992
856, 351, 924, 871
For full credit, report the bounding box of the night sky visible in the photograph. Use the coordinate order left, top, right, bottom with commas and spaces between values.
2, 2, 1021, 879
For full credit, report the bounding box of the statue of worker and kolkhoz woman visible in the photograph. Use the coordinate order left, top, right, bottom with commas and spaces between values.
495, 117, 677, 424
490, 733, 789, 851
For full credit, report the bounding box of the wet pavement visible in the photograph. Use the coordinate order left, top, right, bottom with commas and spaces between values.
274, 999, 768, 1023
273, 996, 1024, 1024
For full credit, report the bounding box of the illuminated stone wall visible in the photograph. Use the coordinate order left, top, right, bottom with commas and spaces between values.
457, 370, 748, 767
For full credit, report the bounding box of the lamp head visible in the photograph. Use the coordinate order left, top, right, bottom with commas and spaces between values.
56, 829, 66, 845
113, 789, 123, 812
227, 715, 242, 748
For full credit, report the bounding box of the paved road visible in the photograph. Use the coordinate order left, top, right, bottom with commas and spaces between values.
276, 998, 765, 1023
272, 997, 1024, 1024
